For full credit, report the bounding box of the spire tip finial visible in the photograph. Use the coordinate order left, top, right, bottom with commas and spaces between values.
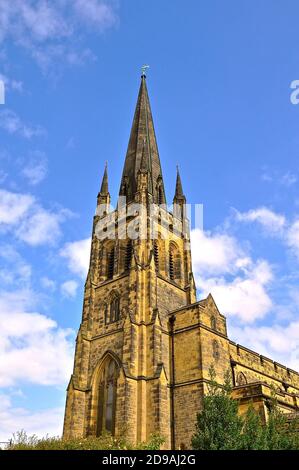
141, 64, 150, 78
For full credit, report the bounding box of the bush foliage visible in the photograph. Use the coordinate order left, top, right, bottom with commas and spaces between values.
6, 430, 164, 451
6, 367, 299, 451
192, 366, 299, 450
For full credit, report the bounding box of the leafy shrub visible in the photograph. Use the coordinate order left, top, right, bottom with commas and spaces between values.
6, 430, 164, 451
192, 366, 299, 450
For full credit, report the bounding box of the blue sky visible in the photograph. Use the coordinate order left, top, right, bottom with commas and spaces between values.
1, 0, 299, 440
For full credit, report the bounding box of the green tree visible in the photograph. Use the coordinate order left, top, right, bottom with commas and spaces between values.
262, 393, 299, 450
192, 366, 299, 450
191, 367, 243, 450
239, 405, 265, 450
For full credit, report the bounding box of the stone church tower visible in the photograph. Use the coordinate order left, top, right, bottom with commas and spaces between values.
63, 73, 299, 449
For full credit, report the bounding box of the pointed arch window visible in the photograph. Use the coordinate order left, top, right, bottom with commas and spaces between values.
169, 249, 174, 281
96, 357, 118, 436
154, 241, 159, 272
106, 293, 120, 324
124, 241, 133, 272
158, 186, 163, 205
169, 242, 181, 284
154, 238, 166, 276
107, 246, 115, 279
237, 372, 247, 386
156, 175, 164, 205
101, 302, 108, 323
120, 176, 129, 202
212, 340, 220, 361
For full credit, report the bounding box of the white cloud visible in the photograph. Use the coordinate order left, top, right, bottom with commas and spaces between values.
235, 207, 286, 235
60, 238, 91, 278
64, 47, 96, 66
261, 172, 273, 183
191, 209, 299, 328
261, 169, 297, 187
191, 228, 245, 275
73, 0, 117, 30
0, 394, 64, 442
0, 288, 74, 388
0, 109, 45, 139
281, 172, 297, 187
16, 207, 67, 246
0, 1, 71, 44
0, 73, 23, 93
0, 244, 32, 286
0, 247, 73, 441
61, 280, 78, 298
286, 219, 299, 259
0, 169, 7, 183
30, 44, 96, 72
40, 277, 56, 291
229, 321, 299, 372
0, 1, 118, 71
191, 228, 274, 323
199, 260, 273, 323
0, 189, 34, 225
0, 189, 71, 246
0, 244, 73, 387
21, 150, 48, 185
232, 207, 299, 265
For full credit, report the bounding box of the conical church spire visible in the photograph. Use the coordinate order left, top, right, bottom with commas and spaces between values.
174, 166, 185, 199
100, 162, 109, 195
97, 162, 110, 213
119, 74, 166, 204
173, 166, 186, 219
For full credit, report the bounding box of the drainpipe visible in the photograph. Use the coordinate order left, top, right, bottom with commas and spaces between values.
169, 314, 176, 450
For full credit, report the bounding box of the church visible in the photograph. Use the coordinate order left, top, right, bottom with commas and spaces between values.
63, 72, 299, 449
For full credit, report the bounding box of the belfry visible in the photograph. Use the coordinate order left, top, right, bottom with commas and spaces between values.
63, 73, 299, 449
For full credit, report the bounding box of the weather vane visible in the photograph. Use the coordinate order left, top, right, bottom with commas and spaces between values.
141, 64, 150, 77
